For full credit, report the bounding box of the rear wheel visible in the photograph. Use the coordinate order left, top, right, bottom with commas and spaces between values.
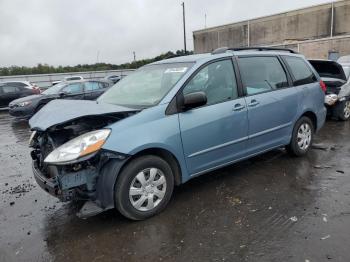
286, 116, 314, 156
114, 155, 174, 220
335, 100, 350, 121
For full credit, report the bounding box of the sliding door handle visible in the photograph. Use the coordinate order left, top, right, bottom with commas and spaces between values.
233, 104, 245, 111
248, 100, 260, 107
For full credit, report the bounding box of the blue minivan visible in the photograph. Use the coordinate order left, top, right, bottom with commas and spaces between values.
29, 47, 326, 220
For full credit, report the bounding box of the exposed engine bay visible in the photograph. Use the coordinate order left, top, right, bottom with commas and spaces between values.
30, 111, 137, 204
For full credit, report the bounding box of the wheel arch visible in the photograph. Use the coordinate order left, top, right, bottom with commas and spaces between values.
300, 110, 317, 131
122, 147, 183, 186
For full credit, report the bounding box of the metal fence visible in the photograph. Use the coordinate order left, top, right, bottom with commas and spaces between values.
0, 69, 135, 89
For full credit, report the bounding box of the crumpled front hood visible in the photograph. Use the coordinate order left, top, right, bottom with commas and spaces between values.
29, 99, 138, 131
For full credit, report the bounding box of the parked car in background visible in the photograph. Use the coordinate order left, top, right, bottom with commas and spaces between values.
104, 75, 123, 84
29, 47, 326, 220
9, 79, 112, 118
51, 75, 84, 86
51, 80, 61, 86
338, 55, 350, 81
64, 75, 84, 81
309, 59, 350, 121
0, 81, 40, 109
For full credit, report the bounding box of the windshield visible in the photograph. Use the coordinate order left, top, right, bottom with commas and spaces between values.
98, 63, 193, 108
42, 82, 66, 95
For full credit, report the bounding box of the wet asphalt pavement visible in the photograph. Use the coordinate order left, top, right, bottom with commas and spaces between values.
0, 111, 350, 262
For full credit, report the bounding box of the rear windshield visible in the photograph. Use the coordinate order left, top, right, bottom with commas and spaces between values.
309, 60, 346, 81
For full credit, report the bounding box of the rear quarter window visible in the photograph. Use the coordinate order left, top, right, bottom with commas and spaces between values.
284, 56, 318, 86
238, 56, 289, 95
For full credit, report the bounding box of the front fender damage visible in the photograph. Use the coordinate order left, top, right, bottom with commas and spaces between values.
29, 100, 139, 218
32, 148, 129, 218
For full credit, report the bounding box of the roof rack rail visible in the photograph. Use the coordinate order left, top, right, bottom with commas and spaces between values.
211, 46, 298, 55
211, 47, 230, 55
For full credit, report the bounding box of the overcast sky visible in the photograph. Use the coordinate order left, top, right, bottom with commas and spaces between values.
0, 0, 333, 67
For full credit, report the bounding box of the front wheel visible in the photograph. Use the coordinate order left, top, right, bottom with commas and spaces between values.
286, 116, 314, 157
114, 155, 174, 220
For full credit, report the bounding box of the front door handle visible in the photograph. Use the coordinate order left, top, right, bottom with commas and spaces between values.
248, 99, 260, 107
233, 104, 245, 111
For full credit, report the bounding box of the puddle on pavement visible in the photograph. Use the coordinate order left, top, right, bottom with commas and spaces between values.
0, 111, 350, 262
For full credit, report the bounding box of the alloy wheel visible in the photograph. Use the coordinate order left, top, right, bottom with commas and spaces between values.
344, 101, 350, 119
297, 123, 312, 150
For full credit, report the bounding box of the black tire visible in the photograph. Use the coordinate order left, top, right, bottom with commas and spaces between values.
286, 116, 314, 157
334, 100, 350, 121
114, 155, 174, 220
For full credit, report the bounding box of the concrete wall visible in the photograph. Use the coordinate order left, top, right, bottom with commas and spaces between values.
193, 0, 350, 59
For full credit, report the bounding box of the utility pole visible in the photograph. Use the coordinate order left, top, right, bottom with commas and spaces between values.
133, 51, 136, 62
182, 2, 187, 53
205, 13, 207, 28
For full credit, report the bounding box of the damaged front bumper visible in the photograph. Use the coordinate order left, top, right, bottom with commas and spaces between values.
32, 160, 62, 199
32, 159, 95, 202
32, 159, 106, 218
31, 148, 129, 217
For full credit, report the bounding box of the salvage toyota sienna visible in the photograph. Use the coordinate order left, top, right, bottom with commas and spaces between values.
29, 47, 326, 220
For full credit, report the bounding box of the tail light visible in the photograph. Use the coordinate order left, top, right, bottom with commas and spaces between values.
32, 87, 41, 94
320, 80, 327, 93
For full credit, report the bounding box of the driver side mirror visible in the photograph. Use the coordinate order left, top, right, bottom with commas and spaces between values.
59, 92, 67, 97
182, 91, 207, 110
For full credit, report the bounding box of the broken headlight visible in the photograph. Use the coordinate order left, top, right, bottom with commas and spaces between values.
44, 129, 111, 165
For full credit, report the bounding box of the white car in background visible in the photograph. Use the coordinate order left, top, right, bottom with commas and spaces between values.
309, 57, 350, 121
52, 76, 84, 86
338, 55, 350, 80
